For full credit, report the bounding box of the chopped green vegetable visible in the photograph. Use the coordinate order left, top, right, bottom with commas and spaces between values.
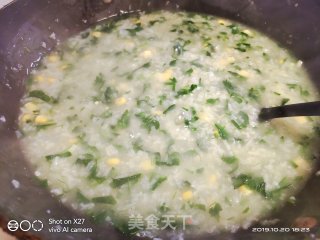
223, 80, 243, 103
155, 152, 180, 166
281, 98, 290, 106
165, 77, 177, 91
92, 196, 116, 204
29, 90, 56, 103
228, 71, 246, 81
232, 174, 266, 197
182, 19, 199, 33
248, 87, 260, 101
112, 110, 130, 130
163, 104, 176, 114
126, 23, 143, 36
206, 98, 219, 105
231, 111, 249, 129
45, 151, 72, 161
221, 155, 238, 164
191, 203, 206, 211
151, 176, 167, 191
214, 124, 229, 140
235, 42, 251, 52
76, 191, 90, 203
132, 138, 144, 152
185, 68, 194, 76
94, 73, 105, 89
76, 153, 95, 166
135, 112, 160, 133
104, 86, 116, 104
209, 202, 222, 219
176, 84, 198, 97
111, 173, 142, 188
88, 164, 106, 184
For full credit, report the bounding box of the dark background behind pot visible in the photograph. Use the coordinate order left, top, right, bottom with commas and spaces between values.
0, 0, 320, 239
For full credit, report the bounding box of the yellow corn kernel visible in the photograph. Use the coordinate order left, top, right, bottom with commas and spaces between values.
35, 75, 45, 82
25, 102, 38, 112
209, 175, 217, 184
47, 77, 56, 83
239, 185, 252, 195
107, 157, 121, 166
153, 110, 163, 116
48, 54, 59, 62
140, 160, 154, 171
34, 115, 49, 125
115, 97, 127, 106
243, 29, 253, 36
182, 191, 193, 200
199, 112, 210, 122
238, 70, 250, 78
295, 116, 308, 124
68, 138, 78, 144
217, 19, 227, 25
21, 114, 33, 123
294, 157, 310, 173
140, 50, 153, 58
156, 69, 173, 81
91, 31, 102, 38
215, 57, 235, 69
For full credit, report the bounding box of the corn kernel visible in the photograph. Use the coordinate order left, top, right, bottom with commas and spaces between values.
182, 191, 193, 200
295, 116, 308, 124
21, 114, 33, 123
140, 50, 153, 58
47, 77, 56, 83
215, 57, 235, 69
153, 110, 163, 116
199, 112, 210, 122
48, 54, 59, 62
218, 19, 227, 25
91, 31, 102, 38
156, 69, 173, 81
243, 29, 253, 36
140, 160, 154, 171
294, 157, 310, 173
115, 97, 127, 106
239, 185, 252, 195
68, 138, 78, 144
107, 157, 121, 166
25, 102, 38, 112
238, 70, 250, 78
35, 75, 45, 82
34, 115, 49, 125
209, 175, 217, 184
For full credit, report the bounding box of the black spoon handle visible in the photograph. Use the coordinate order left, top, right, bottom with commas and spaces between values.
259, 101, 320, 121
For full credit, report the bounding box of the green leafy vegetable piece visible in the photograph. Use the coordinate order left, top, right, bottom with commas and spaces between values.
191, 203, 206, 211
221, 155, 238, 164
135, 112, 160, 133
111, 173, 142, 188
88, 164, 106, 184
76, 153, 95, 166
231, 111, 249, 129
227, 24, 241, 34
176, 84, 198, 97
104, 86, 116, 103
185, 68, 193, 76
126, 23, 143, 36
151, 176, 167, 191
165, 77, 177, 91
29, 90, 55, 103
112, 110, 130, 130
209, 202, 222, 219
222, 80, 243, 103
132, 138, 143, 152
76, 191, 90, 203
94, 73, 105, 89
45, 151, 72, 161
155, 152, 180, 166
232, 174, 266, 197
248, 87, 260, 101
281, 98, 290, 106
182, 19, 199, 33
206, 98, 219, 105
235, 42, 251, 52
163, 104, 176, 114
92, 196, 116, 204
214, 124, 229, 140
